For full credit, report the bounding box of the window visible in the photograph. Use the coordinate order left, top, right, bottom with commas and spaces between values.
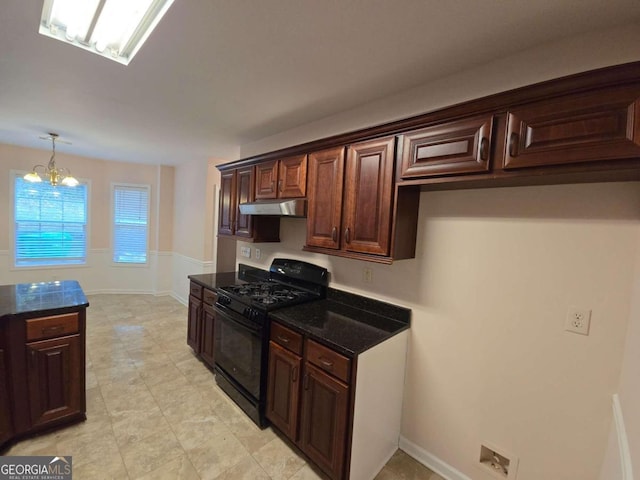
113, 184, 149, 264
14, 175, 88, 267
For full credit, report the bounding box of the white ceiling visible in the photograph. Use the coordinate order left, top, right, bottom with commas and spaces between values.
1, 0, 639, 165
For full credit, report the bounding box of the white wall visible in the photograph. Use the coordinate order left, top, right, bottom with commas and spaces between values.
600, 228, 640, 480
237, 183, 640, 480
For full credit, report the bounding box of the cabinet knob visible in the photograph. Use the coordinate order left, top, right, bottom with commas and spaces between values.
331, 227, 337, 243
277, 335, 290, 344
479, 137, 489, 162
508, 132, 519, 158
303, 373, 309, 390
344, 227, 351, 244
278, 179, 283, 192
292, 366, 298, 382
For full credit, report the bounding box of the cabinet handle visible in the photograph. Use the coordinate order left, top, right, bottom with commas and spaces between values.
278, 179, 283, 192
271, 180, 275, 191
508, 132, 519, 157
479, 137, 489, 162
42, 325, 64, 336
303, 373, 309, 390
319, 357, 334, 369
344, 227, 351, 244
292, 366, 298, 382
277, 335, 290, 344
30, 349, 36, 367
331, 227, 337, 242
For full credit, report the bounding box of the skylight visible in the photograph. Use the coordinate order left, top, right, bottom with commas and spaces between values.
39, 0, 175, 65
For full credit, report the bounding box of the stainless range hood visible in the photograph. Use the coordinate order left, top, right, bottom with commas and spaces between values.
238, 199, 306, 217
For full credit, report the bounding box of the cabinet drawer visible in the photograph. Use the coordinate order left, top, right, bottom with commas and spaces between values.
26, 313, 79, 341
306, 339, 350, 383
203, 288, 217, 306
271, 322, 303, 355
189, 282, 203, 299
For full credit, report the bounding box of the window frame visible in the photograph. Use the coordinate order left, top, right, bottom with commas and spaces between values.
111, 182, 151, 267
11, 170, 91, 270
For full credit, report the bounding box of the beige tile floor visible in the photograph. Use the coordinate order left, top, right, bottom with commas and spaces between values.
6, 294, 444, 480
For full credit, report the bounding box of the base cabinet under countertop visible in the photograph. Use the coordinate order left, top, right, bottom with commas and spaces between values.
267, 321, 408, 480
0, 348, 12, 445
1, 307, 87, 452
187, 280, 218, 370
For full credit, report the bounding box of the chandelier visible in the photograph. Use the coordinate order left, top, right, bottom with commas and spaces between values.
24, 133, 79, 187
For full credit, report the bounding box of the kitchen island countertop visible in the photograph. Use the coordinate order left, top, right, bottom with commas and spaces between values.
0, 280, 89, 318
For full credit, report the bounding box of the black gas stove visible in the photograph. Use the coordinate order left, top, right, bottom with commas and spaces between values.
213, 258, 328, 427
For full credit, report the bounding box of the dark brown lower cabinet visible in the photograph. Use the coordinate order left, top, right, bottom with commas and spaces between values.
27, 335, 82, 427
266, 341, 301, 440
186, 282, 218, 370
299, 362, 349, 480
187, 294, 202, 354
200, 303, 216, 368
267, 322, 351, 480
0, 350, 12, 444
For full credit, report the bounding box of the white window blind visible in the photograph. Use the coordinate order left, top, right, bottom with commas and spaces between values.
14, 175, 88, 267
113, 184, 149, 264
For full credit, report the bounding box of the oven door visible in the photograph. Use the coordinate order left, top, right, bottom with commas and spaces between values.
214, 304, 263, 400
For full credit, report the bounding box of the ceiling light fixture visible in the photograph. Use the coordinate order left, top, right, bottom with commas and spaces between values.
24, 133, 79, 187
38, 0, 175, 65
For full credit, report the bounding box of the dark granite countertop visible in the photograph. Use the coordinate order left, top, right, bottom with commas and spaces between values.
269, 288, 410, 357
188, 265, 410, 357
0, 280, 89, 318
188, 264, 269, 290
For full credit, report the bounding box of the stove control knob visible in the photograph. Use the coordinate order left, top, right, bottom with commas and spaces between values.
218, 295, 231, 306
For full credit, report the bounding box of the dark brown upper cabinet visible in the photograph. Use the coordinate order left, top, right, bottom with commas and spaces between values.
343, 137, 395, 256
306, 147, 345, 250
504, 85, 640, 169
255, 155, 307, 200
400, 114, 494, 178
218, 166, 280, 242
306, 137, 397, 258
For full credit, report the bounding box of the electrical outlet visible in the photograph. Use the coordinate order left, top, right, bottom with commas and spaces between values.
363, 268, 373, 284
565, 306, 591, 335
255, 248, 261, 260
240, 246, 251, 258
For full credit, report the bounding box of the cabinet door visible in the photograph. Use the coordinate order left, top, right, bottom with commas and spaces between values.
27, 335, 82, 427
279, 155, 307, 198
0, 349, 12, 444
218, 170, 236, 236
266, 341, 302, 441
235, 166, 254, 238
255, 160, 279, 200
300, 363, 349, 480
200, 303, 216, 368
306, 147, 345, 250
343, 137, 395, 256
504, 85, 640, 169
400, 115, 493, 178
187, 295, 202, 354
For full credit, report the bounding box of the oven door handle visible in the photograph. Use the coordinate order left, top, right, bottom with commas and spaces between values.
214, 303, 262, 334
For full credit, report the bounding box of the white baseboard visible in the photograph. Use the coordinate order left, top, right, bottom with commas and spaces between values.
399, 436, 472, 480
613, 394, 635, 480
171, 292, 188, 306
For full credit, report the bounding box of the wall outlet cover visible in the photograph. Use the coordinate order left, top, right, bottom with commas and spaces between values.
565, 306, 591, 335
